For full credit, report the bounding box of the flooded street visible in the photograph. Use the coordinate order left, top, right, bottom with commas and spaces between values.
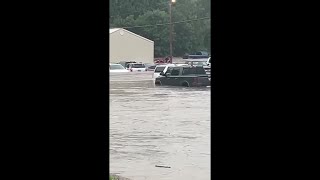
110, 72, 211, 180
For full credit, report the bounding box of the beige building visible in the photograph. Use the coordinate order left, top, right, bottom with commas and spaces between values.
109, 28, 154, 64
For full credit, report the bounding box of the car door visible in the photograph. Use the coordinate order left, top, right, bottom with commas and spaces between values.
167, 67, 181, 85
159, 67, 173, 85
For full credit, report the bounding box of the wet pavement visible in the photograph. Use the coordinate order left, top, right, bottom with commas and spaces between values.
110, 71, 211, 180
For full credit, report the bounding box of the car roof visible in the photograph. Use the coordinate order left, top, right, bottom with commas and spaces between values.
168, 65, 205, 69
156, 64, 175, 67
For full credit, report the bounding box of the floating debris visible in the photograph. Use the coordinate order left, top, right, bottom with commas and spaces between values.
155, 165, 171, 168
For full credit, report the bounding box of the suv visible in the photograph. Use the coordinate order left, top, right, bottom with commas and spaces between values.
126, 63, 146, 72
155, 66, 210, 87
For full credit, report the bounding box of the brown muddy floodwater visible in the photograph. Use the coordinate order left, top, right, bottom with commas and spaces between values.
110, 71, 211, 180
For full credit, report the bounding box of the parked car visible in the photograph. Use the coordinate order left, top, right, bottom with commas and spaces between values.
118, 61, 136, 69
153, 64, 175, 78
126, 63, 146, 72
109, 64, 128, 72
155, 66, 210, 87
182, 53, 189, 59
188, 51, 209, 59
144, 64, 156, 71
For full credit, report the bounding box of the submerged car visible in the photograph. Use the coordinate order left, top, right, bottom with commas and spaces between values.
155, 66, 210, 87
126, 63, 146, 72
109, 64, 128, 72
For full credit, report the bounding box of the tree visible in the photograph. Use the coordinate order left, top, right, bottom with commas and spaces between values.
109, 0, 211, 57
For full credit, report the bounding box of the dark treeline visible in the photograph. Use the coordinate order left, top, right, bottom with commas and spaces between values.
110, 0, 211, 57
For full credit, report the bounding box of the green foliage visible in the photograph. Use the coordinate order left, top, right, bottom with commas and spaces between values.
110, 0, 211, 57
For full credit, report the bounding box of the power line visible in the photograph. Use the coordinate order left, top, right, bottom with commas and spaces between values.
114, 17, 210, 29
110, 6, 168, 18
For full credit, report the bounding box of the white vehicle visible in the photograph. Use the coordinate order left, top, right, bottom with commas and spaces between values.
109, 64, 128, 72
127, 63, 146, 72
153, 64, 176, 78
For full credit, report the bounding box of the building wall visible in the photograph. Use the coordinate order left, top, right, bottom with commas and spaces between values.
109, 29, 154, 64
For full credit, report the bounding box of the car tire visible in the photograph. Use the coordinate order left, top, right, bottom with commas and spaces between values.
182, 81, 189, 87
155, 81, 162, 85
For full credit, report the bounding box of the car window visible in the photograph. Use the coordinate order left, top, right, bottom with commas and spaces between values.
155, 67, 165, 72
171, 67, 180, 76
196, 67, 206, 74
166, 67, 173, 74
132, 64, 145, 68
182, 67, 206, 75
110, 64, 125, 70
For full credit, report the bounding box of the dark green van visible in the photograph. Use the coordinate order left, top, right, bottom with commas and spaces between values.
155, 66, 210, 87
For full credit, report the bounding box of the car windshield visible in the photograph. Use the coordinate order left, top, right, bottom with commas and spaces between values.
110, 64, 125, 70
132, 64, 145, 68
148, 65, 156, 69
155, 67, 165, 72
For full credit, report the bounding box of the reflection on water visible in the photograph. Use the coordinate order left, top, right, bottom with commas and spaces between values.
110, 71, 210, 180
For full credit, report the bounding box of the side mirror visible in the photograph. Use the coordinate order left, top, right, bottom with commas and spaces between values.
160, 71, 165, 76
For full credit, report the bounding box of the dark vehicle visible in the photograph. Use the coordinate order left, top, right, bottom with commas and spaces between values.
188, 51, 209, 59
182, 53, 189, 59
155, 66, 210, 87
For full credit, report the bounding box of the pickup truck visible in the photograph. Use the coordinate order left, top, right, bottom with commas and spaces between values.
183, 51, 210, 59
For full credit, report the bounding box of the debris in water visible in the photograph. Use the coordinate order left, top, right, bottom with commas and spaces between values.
155, 165, 171, 168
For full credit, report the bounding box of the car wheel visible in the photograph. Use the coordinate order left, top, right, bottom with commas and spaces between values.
155, 81, 161, 85
182, 81, 189, 87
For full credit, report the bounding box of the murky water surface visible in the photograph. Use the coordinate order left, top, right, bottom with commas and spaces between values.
110, 72, 210, 180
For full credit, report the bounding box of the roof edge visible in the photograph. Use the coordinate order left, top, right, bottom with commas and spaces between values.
110, 28, 154, 43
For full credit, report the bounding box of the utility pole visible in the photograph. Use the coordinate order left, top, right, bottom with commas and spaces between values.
169, 0, 175, 63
